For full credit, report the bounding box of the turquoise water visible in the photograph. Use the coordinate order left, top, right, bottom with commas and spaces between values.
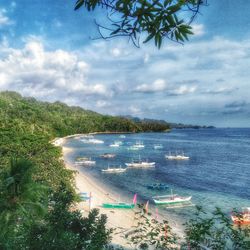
64, 128, 250, 221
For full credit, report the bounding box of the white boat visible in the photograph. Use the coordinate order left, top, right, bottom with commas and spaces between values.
125, 156, 155, 168
88, 138, 104, 144
100, 153, 116, 158
153, 190, 192, 205
127, 146, 140, 151
102, 166, 127, 173
81, 138, 104, 144
165, 151, 189, 160
75, 157, 96, 166
119, 135, 126, 138
133, 141, 145, 148
154, 144, 163, 149
110, 141, 122, 147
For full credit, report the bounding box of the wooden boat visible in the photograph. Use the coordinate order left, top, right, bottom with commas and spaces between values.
102, 202, 135, 209
153, 190, 192, 205
102, 194, 137, 209
125, 156, 155, 168
102, 166, 127, 173
231, 207, 250, 224
100, 153, 116, 158
153, 144, 163, 149
75, 157, 96, 166
147, 183, 169, 190
165, 151, 190, 160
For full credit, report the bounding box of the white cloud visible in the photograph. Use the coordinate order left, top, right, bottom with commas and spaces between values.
171, 85, 197, 95
191, 24, 205, 36
0, 8, 13, 27
135, 79, 167, 93
0, 39, 113, 103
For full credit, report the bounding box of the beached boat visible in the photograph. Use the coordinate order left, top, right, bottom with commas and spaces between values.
102, 194, 137, 209
231, 207, 250, 224
102, 166, 127, 173
102, 202, 135, 209
153, 190, 192, 205
153, 144, 163, 149
165, 151, 190, 160
100, 153, 116, 158
147, 183, 169, 190
125, 156, 155, 168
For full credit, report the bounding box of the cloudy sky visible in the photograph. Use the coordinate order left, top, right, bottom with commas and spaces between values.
0, 0, 250, 127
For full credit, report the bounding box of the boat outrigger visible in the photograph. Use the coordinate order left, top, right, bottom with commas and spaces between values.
153, 190, 192, 205
231, 207, 250, 224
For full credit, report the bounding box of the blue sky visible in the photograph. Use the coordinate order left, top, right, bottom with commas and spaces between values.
0, 0, 250, 127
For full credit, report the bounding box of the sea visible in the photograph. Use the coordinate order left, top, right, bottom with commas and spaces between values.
64, 128, 250, 224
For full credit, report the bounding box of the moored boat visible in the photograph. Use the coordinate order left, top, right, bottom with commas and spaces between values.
100, 153, 116, 158
153, 144, 163, 149
102, 166, 127, 173
125, 156, 155, 168
110, 141, 122, 147
153, 190, 192, 205
75, 157, 96, 166
165, 151, 190, 160
147, 183, 169, 190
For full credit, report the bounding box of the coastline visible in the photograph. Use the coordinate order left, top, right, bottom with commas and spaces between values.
61, 142, 137, 249
54, 134, 184, 248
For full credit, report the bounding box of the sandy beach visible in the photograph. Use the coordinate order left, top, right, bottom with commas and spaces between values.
62, 144, 137, 249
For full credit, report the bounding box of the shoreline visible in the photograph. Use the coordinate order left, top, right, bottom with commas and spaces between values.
54, 134, 184, 248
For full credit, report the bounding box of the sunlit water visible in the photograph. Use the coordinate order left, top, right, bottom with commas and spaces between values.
64, 128, 250, 223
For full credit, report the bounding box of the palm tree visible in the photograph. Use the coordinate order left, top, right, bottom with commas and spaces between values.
0, 158, 48, 238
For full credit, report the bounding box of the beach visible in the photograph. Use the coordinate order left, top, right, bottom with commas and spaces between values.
61, 142, 138, 249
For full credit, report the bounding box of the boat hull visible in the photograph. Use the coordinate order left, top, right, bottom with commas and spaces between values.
153, 196, 192, 205
102, 203, 135, 209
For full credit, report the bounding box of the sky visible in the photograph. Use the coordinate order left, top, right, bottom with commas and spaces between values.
0, 0, 250, 127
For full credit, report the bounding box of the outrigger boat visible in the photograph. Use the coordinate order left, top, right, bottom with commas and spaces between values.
153, 144, 163, 149
102, 166, 127, 173
102, 194, 137, 209
231, 207, 250, 224
165, 151, 190, 160
100, 153, 116, 158
79, 192, 91, 201
125, 156, 155, 168
75, 157, 96, 166
109, 141, 122, 147
153, 190, 192, 205
147, 183, 169, 190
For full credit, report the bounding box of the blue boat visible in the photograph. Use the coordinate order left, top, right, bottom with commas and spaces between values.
147, 183, 169, 190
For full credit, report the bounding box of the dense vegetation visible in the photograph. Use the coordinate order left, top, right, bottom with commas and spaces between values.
0, 91, 168, 249
0, 91, 248, 249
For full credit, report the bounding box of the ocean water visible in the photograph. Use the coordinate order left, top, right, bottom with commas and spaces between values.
64, 128, 250, 222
